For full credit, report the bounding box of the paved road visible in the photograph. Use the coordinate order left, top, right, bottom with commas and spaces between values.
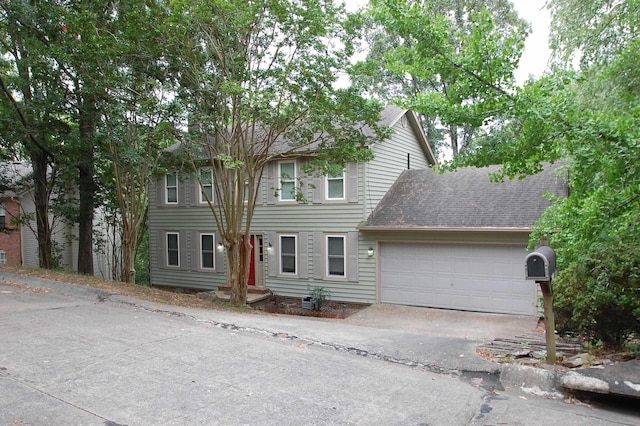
0, 273, 637, 425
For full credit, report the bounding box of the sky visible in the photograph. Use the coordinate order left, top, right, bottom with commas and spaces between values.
511, 0, 552, 84
343, 0, 553, 85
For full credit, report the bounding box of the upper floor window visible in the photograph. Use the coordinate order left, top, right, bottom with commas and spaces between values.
0, 250, 6, 265
279, 161, 296, 201
0, 203, 5, 230
200, 233, 215, 270
325, 168, 345, 200
166, 232, 180, 267
326, 235, 346, 278
165, 173, 178, 204
199, 168, 214, 203
279, 234, 297, 275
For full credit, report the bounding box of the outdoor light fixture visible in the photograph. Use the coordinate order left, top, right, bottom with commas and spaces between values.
217, 242, 224, 253
267, 243, 273, 253
367, 247, 375, 257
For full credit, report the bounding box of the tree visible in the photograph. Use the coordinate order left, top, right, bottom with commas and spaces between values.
166, 0, 389, 305
353, 0, 528, 157
0, 0, 69, 268
450, 0, 640, 346
95, 0, 179, 283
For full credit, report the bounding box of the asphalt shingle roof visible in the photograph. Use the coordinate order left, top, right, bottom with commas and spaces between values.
362, 163, 568, 230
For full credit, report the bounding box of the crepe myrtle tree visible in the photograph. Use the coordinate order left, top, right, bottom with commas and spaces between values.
166, 0, 390, 305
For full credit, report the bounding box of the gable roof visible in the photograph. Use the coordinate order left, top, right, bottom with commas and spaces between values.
360, 163, 568, 232
166, 106, 437, 165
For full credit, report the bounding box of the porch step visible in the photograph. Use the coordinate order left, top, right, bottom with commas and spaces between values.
213, 290, 270, 305
217, 285, 271, 295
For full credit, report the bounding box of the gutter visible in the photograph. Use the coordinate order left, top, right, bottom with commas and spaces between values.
357, 226, 533, 233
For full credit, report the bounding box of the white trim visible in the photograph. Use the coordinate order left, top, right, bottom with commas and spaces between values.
166, 232, 180, 267
325, 233, 347, 279
198, 168, 214, 204
325, 169, 345, 201
278, 233, 298, 276
278, 161, 296, 202
199, 233, 216, 270
165, 173, 178, 204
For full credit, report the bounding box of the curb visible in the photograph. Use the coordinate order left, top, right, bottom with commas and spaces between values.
499, 364, 565, 399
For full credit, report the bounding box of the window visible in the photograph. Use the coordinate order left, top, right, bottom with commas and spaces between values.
165, 173, 178, 204
279, 161, 296, 201
0, 204, 5, 230
200, 233, 215, 270
166, 232, 180, 267
279, 234, 297, 275
326, 235, 346, 278
325, 168, 345, 200
0, 250, 6, 265
244, 179, 250, 203
199, 168, 213, 203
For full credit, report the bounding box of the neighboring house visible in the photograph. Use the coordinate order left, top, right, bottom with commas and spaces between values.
0, 196, 21, 266
0, 162, 113, 278
148, 106, 437, 303
359, 164, 568, 316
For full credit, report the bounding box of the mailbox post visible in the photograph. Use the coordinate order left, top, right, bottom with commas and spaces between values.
525, 244, 557, 364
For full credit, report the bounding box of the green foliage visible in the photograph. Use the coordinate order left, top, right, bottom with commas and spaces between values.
356, 0, 528, 156
451, 1, 640, 345
310, 286, 331, 311
553, 228, 640, 348
135, 229, 151, 287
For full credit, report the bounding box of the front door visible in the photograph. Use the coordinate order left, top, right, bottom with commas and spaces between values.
247, 235, 264, 287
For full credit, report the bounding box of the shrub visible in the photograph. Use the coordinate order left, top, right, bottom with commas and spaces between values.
554, 234, 640, 348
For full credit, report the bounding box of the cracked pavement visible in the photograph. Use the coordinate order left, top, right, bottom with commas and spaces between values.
1, 272, 638, 425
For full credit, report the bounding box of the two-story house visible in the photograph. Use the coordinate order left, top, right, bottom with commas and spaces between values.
148, 106, 437, 304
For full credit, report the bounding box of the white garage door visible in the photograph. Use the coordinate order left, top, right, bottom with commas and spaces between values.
380, 242, 536, 315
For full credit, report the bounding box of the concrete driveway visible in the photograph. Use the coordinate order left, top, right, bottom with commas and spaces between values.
2, 271, 639, 425
343, 303, 540, 340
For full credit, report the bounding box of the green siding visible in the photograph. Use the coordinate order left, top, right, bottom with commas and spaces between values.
366, 118, 433, 215
149, 110, 434, 304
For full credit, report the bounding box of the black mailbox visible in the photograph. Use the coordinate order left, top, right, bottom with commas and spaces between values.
525, 246, 556, 281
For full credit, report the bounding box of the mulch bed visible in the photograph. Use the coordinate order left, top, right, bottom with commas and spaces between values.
251, 295, 369, 319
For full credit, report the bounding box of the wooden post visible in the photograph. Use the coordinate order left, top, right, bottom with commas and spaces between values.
539, 281, 556, 364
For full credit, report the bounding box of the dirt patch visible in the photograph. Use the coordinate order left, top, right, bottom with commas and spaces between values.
251, 294, 369, 319
0, 266, 240, 312
0, 266, 368, 320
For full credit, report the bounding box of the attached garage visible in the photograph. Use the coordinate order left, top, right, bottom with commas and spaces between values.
360, 164, 568, 317
379, 242, 536, 315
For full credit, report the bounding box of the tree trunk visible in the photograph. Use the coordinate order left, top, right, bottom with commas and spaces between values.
77, 96, 96, 275
227, 236, 251, 305
449, 124, 459, 157
29, 149, 53, 269
121, 226, 136, 283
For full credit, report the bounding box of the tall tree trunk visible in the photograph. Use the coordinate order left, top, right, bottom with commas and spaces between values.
449, 124, 459, 156
77, 96, 96, 275
227, 236, 251, 305
121, 226, 136, 283
29, 149, 53, 268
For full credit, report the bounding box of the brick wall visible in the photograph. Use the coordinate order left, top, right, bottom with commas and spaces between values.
0, 198, 22, 266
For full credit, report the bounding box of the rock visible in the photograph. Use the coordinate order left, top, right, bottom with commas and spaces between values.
562, 353, 591, 368
560, 360, 640, 399
531, 350, 547, 360
562, 371, 610, 394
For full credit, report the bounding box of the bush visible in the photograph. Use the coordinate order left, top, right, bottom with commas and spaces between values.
554, 235, 640, 348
